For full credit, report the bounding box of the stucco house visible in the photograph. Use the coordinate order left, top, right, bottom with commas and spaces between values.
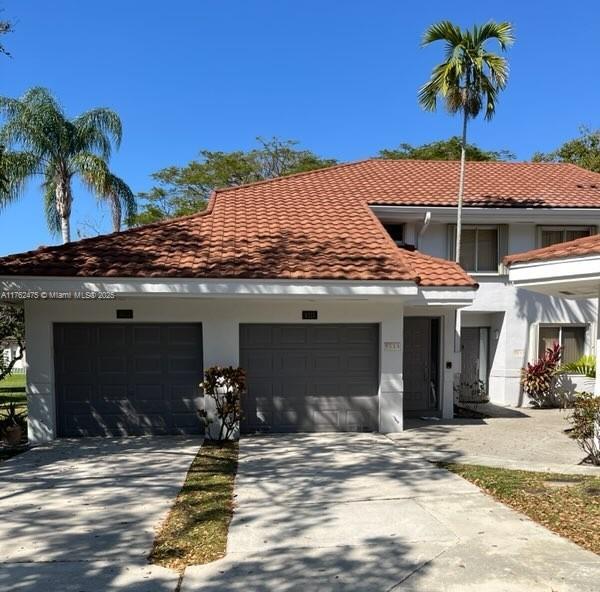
1, 159, 600, 443
1, 339, 26, 372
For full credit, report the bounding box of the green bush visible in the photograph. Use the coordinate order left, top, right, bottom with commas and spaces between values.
559, 355, 596, 378
568, 392, 600, 466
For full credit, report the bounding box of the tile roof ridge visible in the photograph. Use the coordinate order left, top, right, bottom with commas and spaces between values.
2, 191, 219, 259
213, 159, 374, 194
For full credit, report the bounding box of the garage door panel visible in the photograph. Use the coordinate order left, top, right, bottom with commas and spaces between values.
167, 355, 201, 374
240, 324, 379, 433
278, 352, 309, 372
277, 326, 309, 345
98, 325, 127, 347
97, 356, 127, 374
132, 326, 162, 345
310, 326, 341, 344
55, 323, 203, 437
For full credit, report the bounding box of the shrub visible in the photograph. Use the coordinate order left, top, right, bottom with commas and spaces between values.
568, 392, 600, 466
521, 342, 562, 407
200, 366, 246, 442
559, 355, 596, 378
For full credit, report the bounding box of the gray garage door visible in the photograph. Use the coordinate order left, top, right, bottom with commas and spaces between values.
240, 324, 379, 433
54, 323, 203, 437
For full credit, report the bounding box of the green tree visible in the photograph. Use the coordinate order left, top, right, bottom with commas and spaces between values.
134, 137, 337, 224
0, 305, 24, 382
533, 127, 600, 173
419, 21, 514, 263
0, 87, 134, 242
379, 137, 513, 161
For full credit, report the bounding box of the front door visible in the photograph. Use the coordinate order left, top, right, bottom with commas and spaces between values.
403, 317, 439, 413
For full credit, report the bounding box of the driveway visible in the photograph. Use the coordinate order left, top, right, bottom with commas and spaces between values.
183, 433, 600, 591
0, 437, 202, 592
394, 407, 598, 475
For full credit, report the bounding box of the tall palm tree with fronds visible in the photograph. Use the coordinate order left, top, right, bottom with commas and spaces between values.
419, 21, 514, 263
0, 87, 134, 242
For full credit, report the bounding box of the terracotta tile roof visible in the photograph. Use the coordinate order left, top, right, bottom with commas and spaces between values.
505, 233, 600, 266
10, 157, 599, 286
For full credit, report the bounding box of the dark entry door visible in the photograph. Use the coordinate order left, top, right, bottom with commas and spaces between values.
240, 324, 379, 433
54, 323, 203, 437
403, 317, 439, 413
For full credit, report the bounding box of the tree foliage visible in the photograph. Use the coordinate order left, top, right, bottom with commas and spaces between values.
379, 137, 513, 161
133, 137, 337, 224
0, 87, 134, 241
0, 305, 24, 382
532, 127, 600, 173
418, 20, 514, 121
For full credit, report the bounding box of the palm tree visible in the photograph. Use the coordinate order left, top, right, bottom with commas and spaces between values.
0, 87, 133, 242
419, 21, 514, 263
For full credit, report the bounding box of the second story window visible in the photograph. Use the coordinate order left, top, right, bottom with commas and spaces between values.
383, 223, 405, 246
539, 226, 593, 248
461, 227, 498, 272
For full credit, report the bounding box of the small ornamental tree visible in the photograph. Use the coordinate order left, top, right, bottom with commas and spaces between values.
568, 392, 600, 465
0, 305, 25, 381
200, 366, 246, 442
521, 342, 562, 407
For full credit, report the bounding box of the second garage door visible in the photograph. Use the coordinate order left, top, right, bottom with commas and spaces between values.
54, 323, 203, 437
240, 324, 379, 432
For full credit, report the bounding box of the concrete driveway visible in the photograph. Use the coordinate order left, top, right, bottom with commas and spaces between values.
394, 407, 598, 475
0, 437, 202, 591
183, 433, 600, 591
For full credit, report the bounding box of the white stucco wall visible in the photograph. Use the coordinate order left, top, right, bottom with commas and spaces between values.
24, 296, 437, 443
417, 221, 599, 406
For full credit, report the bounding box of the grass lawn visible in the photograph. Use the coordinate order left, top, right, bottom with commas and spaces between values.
0, 373, 27, 412
444, 463, 600, 555
0, 374, 26, 389
149, 441, 239, 571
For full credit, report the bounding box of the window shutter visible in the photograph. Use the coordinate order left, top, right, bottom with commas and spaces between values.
447, 224, 456, 261
497, 224, 509, 274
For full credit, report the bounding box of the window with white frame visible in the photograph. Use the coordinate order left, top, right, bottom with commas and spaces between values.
459, 226, 498, 272
538, 325, 586, 364
538, 226, 593, 249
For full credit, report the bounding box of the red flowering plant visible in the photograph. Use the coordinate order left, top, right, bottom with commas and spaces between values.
521, 342, 562, 408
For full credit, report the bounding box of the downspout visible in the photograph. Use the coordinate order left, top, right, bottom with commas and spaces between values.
416, 210, 432, 250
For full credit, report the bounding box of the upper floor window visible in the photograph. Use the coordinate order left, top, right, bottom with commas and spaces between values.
460, 227, 498, 272
538, 325, 585, 364
383, 223, 405, 246
448, 224, 507, 274
538, 226, 593, 248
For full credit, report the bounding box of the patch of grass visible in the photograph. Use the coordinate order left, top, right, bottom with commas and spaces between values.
443, 463, 600, 555
149, 441, 239, 571
0, 374, 25, 389
0, 374, 27, 414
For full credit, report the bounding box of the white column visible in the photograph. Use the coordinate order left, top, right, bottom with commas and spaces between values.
379, 312, 404, 433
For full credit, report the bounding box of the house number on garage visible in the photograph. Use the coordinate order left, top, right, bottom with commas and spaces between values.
302, 310, 318, 320
384, 342, 402, 351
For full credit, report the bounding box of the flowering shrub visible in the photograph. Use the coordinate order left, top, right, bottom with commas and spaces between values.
521, 342, 562, 407
200, 366, 246, 442
568, 392, 600, 466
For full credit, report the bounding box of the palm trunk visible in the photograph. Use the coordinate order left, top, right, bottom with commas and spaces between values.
455, 108, 468, 264
60, 216, 71, 244
55, 177, 72, 243
111, 194, 122, 232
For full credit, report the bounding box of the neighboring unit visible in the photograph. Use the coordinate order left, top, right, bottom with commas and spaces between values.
1, 159, 599, 442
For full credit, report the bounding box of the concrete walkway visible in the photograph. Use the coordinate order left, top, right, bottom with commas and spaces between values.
393, 407, 599, 475
183, 434, 600, 591
0, 437, 202, 591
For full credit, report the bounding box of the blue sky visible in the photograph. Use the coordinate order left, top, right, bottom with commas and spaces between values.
1, 0, 599, 255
